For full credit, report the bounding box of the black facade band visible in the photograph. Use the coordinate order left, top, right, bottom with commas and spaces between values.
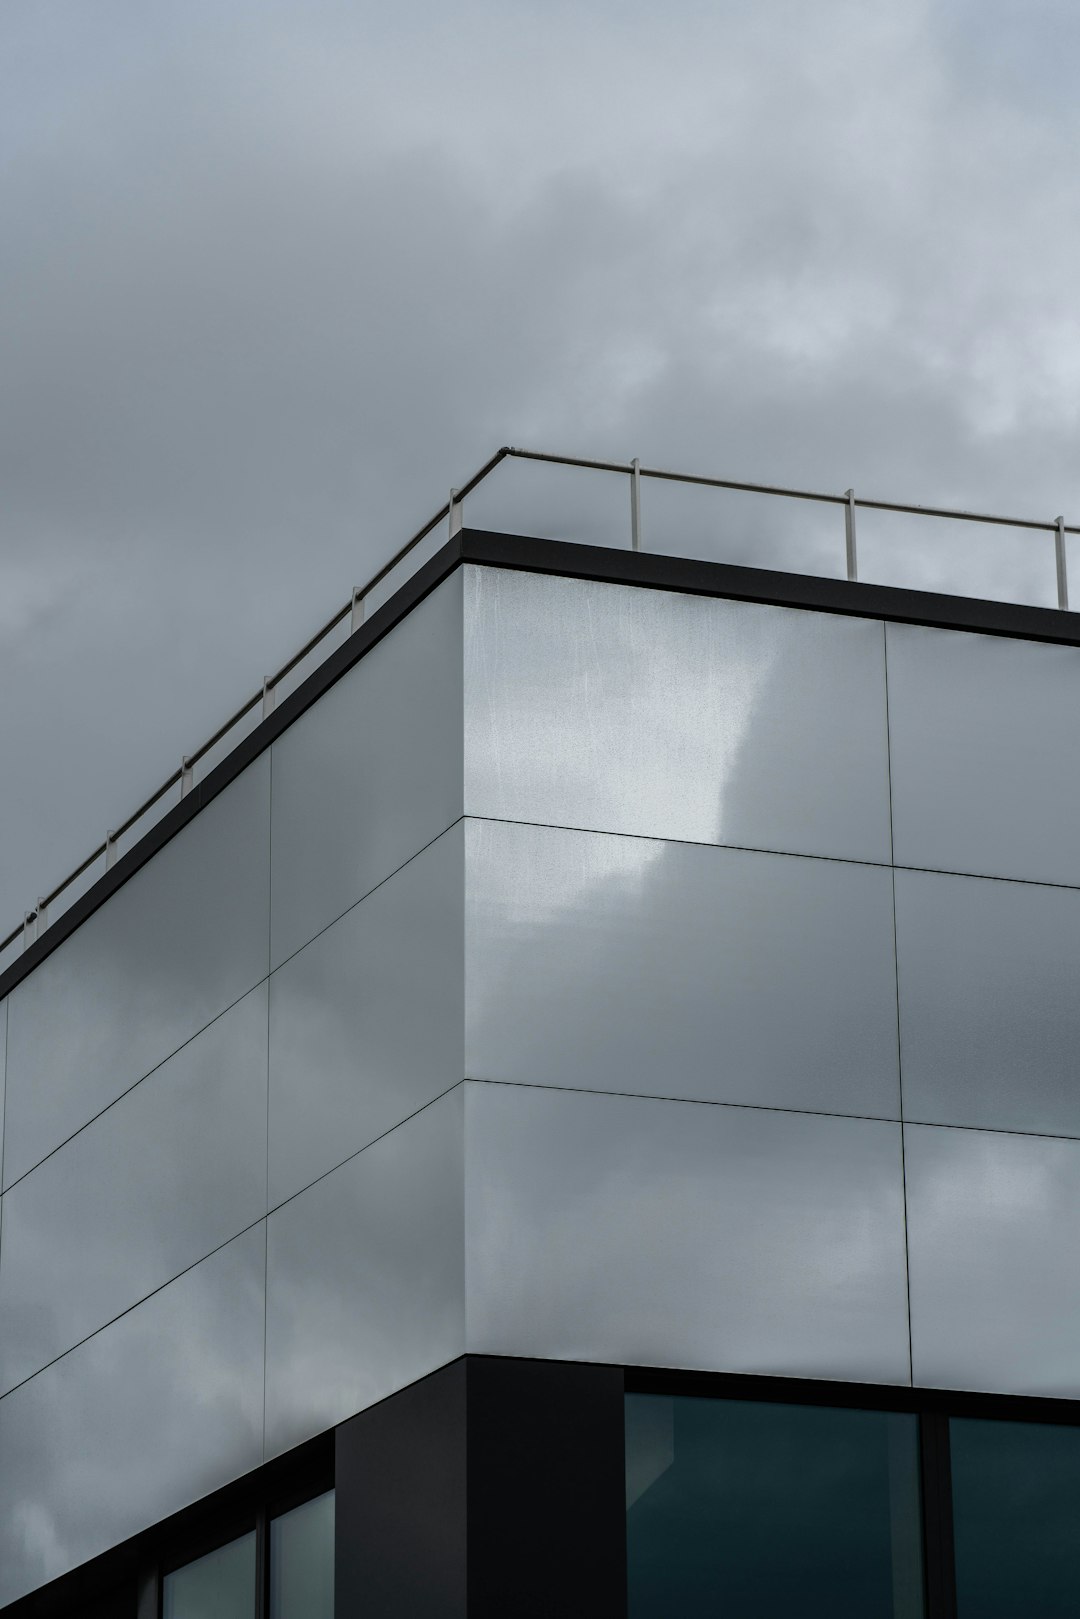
335, 1356, 627, 1619
18, 1356, 1080, 1616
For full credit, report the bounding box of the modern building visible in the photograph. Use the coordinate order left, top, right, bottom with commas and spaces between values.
2, 452, 1080, 1617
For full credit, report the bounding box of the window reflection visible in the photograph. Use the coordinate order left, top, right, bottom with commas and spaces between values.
162, 1531, 256, 1619
952, 1417, 1080, 1618
626, 1393, 923, 1618
270, 1490, 334, 1619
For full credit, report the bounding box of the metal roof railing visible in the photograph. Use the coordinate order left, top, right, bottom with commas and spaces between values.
4, 443, 1077, 970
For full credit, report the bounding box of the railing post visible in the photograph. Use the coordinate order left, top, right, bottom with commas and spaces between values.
36, 897, 48, 932
1055, 517, 1069, 611
449, 489, 463, 538
105, 831, 118, 870
262, 677, 276, 719
351, 587, 365, 633
630, 458, 642, 552
845, 489, 858, 582
180, 756, 194, 798
23, 910, 36, 950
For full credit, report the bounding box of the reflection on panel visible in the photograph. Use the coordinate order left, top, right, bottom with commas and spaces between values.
466, 821, 900, 1118
264, 1088, 464, 1459
269, 572, 463, 969
906, 1125, 1080, 1396
464, 568, 891, 863
887, 623, 1080, 884
896, 870, 1080, 1136
269, 827, 463, 1207
0, 1225, 265, 1610
465, 1083, 910, 1383
4, 759, 270, 1188
0, 999, 6, 1199
0, 985, 268, 1395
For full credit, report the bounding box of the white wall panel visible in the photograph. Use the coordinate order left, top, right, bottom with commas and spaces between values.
466, 820, 900, 1118
464, 1082, 910, 1384
0, 985, 268, 1395
4, 759, 270, 1189
269, 572, 463, 970
896, 869, 1080, 1136
906, 1124, 1080, 1397
464, 567, 892, 863
268, 827, 463, 1208
264, 1088, 464, 1460
0, 1225, 265, 1610
887, 622, 1080, 884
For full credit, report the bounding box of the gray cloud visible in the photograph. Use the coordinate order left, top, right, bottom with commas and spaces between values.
2, 0, 1079, 935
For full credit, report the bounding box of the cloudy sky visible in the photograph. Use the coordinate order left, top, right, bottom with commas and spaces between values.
2, 0, 1079, 945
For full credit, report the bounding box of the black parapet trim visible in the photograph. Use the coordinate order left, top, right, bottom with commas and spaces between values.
460, 528, 1080, 643
334, 1356, 627, 1619
6, 522, 1080, 1007
466, 1355, 627, 1619
335, 1360, 468, 1619
0, 1431, 332, 1619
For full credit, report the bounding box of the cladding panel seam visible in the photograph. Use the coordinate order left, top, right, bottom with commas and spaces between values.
267, 816, 466, 979
462, 1074, 905, 1127
465, 814, 1080, 896
0, 1084, 469, 1406
883, 621, 917, 1387
0, 976, 272, 1199
461, 1075, 1080, 1146
0, 1212, 269, 1404
1, 818, 464, 1199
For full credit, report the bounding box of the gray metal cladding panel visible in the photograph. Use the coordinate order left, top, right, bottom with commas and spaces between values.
463, 1083, 911, 1384
896, 869, 1080, 1136
268, 826, 464, 1209
0, 999, 6, 1196
269, 571, 464, 970
3, 757, 271, 1189
0, 1224, 265, 1610
465, 820, 900, 1119
905, 1124, 1080, 1396
0, 984, 269, 1396
463, 566, 892, 864
264, 1087, 465, 1460
887, 621, 1080, 884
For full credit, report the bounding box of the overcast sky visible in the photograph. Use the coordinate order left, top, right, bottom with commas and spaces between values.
3, 0, 1079, 944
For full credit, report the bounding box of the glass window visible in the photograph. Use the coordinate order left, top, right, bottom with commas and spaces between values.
626, 1393, 923, 1618
163, 1532, 256, 1619
952, 1417, 1080, 1617
270, 1490, 334, 1619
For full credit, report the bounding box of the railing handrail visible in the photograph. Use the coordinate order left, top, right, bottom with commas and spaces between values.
5, 443, 1076, 962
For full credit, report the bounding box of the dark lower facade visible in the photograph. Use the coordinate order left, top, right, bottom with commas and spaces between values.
13, 1355, 1080, 1619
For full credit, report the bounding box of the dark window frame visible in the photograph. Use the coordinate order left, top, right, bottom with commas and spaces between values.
151, 1482, 334, 1619
1, 1431, 331, 1619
